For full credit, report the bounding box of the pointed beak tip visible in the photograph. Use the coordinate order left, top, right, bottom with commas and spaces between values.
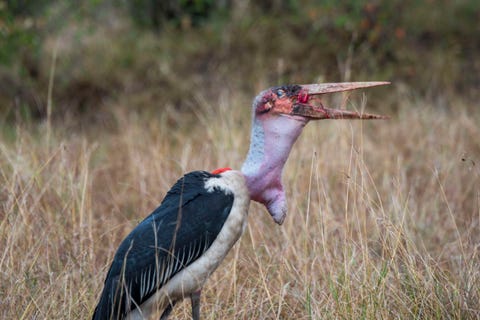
372, 81, 391, 88
372, 81, 391, 85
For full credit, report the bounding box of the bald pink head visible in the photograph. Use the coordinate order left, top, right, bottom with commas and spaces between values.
241, 82, 389, 224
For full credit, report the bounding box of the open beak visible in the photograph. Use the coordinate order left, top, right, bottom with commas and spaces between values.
291, 81, 390, 120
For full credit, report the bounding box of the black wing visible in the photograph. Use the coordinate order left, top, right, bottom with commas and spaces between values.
92, 171, 233, 320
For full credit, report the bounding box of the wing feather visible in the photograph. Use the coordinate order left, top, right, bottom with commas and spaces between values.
92, 171, 234, 320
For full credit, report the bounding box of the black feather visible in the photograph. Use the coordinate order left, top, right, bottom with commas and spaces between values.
92, 171, 234, 320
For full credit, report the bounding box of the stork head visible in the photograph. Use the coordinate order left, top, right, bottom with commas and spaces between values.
253, 82, 390, 122
242, 81, 389, 224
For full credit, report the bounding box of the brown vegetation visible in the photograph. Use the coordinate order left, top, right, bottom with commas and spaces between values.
1, 1, 479, 319
1, 92, 479, 318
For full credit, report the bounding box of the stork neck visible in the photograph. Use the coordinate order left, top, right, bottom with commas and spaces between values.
241, 116, 306, 223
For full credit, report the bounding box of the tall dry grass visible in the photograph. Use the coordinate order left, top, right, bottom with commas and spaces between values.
1, 90, 479, 319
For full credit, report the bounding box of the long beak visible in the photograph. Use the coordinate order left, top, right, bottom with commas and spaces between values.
292, 81, 390, 120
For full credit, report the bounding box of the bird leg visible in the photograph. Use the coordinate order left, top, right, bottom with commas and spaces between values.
159, 301, 176, 320
191, 290, 201, 320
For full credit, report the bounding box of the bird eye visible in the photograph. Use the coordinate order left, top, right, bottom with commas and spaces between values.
276, 89, 285, 98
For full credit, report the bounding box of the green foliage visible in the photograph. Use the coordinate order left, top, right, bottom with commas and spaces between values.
0, 0, 479, 123
126, 0, 219, 30
0, 1, 46, 65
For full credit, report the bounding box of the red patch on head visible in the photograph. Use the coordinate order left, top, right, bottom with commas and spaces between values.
211, 167, 232, 175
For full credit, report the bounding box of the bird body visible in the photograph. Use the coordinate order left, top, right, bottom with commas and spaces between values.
93, 82, 389, 319
93, 170, 249, 319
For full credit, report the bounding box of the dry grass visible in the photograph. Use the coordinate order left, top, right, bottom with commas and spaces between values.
1, 90, 479, 319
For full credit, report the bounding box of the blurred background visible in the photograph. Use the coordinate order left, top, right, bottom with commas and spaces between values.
1, 0, 479, 128
2, 1, 480, 318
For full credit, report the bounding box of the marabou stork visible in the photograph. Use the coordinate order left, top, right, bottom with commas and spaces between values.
92, 82, 388, 320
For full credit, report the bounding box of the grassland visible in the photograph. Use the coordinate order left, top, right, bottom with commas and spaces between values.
1, 2, 480, 318
1, 89, 479, 318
